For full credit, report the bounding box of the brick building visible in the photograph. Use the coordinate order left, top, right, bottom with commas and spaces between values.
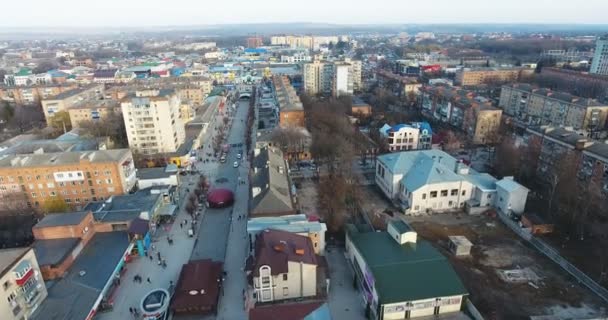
0, 149, 136, 211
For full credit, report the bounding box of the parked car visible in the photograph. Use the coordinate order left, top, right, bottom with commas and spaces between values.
233, 161, 239, 168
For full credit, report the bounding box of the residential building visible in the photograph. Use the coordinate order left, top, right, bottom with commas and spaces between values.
0, 247, 48, 320
280, 53, 312, 64
303, 59, 361, 97
0, 84, 78, 105
455, 67, 533, 86
247, 229, 318, 303
67, 98, 121, 128
121, 89, 186, 154
0, 149, 137, 211
590, 36, 608, 75
495, 177, 529, 215
539, 67, 608, 101
345, 220, 467, 320
271, 35, 315, 49
251, 146, 296, 217
247, 37, 264, 48
527, 126, 608, 192
41, 84, 105, 125
92, 69, 118, 83
375, 149, 529, 215
499, 83, 608, 135
247, 215, 327, 255
420, 85, 502, 144
273, 76, 305, 128
379, 124, 420, 151
376, 70, 421, 96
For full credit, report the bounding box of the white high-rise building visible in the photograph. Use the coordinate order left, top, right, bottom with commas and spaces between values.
121, 89, 185, 155
303, 59, 361, 96
334, 63, 353, 97
590, 36, 608, 75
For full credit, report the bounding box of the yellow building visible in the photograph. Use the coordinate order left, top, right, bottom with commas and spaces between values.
455, 67, 533, 86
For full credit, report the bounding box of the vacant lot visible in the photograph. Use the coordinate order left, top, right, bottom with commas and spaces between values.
406, 213, 606, 320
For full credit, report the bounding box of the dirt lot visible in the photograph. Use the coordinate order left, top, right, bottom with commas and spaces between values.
406, 213, 607, 320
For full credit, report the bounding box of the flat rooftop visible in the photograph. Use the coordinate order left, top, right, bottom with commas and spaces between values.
0, 149, 130, 168
34, 211, 89, 229
33, 238, 80, 267
32, 232, 130, 320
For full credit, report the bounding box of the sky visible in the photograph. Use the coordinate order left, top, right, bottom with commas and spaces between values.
2, 0, 608, 27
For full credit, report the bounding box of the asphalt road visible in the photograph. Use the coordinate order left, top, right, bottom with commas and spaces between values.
190, 99, 250, 262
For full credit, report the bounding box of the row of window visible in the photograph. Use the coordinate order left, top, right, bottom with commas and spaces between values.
30, 187, 114, 198
421, 189, 465, 199
0, 170, 112, 183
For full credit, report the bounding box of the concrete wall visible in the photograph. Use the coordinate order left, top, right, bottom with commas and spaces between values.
405, 180, 474, 214
496, 184, 528, 215
33, 212, 95, 243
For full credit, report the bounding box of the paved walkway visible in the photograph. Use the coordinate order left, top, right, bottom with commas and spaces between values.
326, 247, 367, 320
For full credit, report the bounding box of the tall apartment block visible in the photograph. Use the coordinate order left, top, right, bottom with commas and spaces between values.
121, 89, 186, 154
303, 59, 362, 97
0, 149, 136, 210
590, 36, 608, 75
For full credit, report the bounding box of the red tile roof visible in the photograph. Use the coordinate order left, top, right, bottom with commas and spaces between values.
251, 229, 317, 277
170, 259, 223, 315
249, 301, 324, 320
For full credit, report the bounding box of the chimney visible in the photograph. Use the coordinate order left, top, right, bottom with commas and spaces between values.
294, 248, 305, 255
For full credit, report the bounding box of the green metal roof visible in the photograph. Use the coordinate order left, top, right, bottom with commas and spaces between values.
349, 230, 467, 304
389, 220, 413, 234
15, 68, 32, 76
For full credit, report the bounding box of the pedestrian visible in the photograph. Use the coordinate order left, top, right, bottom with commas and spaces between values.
129, 307, 133, 315
179, 222, 183, 229
147, 277, 151, 284
157, 252, 161, 260
149, 255, 153, 262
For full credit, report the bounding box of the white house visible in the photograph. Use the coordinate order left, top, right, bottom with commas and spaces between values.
379, 124, 420, 151
376, 150, 529, 215
248, 229, 317, 303
495, 177, 529, 215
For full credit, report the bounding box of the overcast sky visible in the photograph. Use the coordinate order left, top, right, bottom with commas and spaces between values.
2, 0, 608, 27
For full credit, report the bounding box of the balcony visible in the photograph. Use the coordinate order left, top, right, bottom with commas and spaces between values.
13, 261, 32, 286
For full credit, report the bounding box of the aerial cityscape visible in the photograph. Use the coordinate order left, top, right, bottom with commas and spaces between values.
1, 1, 608, 320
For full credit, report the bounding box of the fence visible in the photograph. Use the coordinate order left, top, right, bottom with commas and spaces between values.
496, 211, 608, 303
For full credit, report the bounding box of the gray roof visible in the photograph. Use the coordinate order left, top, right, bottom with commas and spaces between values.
0, 149, 131, 168
47, 84, 101, 100
93, 210, 141, 223
464, 173, 497, 191
0, 138, 99, 157
136, 167, 177, 180
32, 232, 130, 320
34, 211, 89, 229
251, 147, 295, 216
496, 178, 528, 193
33, 238, 80, 266
0, 247, 29, 277
584, 142, 608, 161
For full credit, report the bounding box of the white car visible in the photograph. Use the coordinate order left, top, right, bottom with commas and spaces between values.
233, 161, 239, 168
237, 153, 242, 159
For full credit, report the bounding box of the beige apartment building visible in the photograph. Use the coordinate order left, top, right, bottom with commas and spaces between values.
67, 99, 121, 128
499, 83, 608, 134
0, 149, 136, 210
303, 59, 362, 96
41, 84, 104, 125
455, 67, 533, 86
0, 84, 78, 105
121, 89, 186, 154
0, 247, 48, 320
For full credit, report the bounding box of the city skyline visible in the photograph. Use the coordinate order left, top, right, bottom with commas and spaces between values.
2, 0, 608, 28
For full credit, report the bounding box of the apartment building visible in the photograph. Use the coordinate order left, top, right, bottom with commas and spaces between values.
121, 89, 186, 154
590, 36, 608, 75
270, 36, 314, 49
0, 247, 48, 320
248, 229, 318, 303
67, 99, 121, 128
303, 59, 362, 96
41, 84, 105, 125
420, 85, 502, 144
0, 84, 78, 105
455, 67, 533, 86
499, 83, 608, 135
527, 126, 608, 192
346, 221, 467, 319
0, 149, 136, 210
376, 70, 422, 95
273, 76, 305, 128
247, 37, 264, 48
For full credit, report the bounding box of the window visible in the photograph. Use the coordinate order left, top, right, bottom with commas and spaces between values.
31, 192, 37, 198
414, 205, 419, 210
422, 193, 426, 199
449, 201, 453, 206
50, 191, 56, 197
282, 274, 288, 281
487, 194, 492, 199
462, 190, 466, 196
59, 182, 65, 187
47, 183, 54, 188
283, 287, 289, 296
3, 280, 11, 290
37, 184, 43, 189
440, 190, 448, 197
430, 191, 438, 198
451, 189, 458, 196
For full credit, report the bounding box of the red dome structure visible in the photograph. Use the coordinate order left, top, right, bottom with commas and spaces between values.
206, 189, 235, 208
